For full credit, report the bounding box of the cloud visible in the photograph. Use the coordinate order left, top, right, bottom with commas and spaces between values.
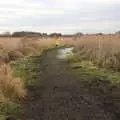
0, 1, 64, 15
96, 0, 120, 4
0, 0, 120, 33
0, 21, 119, 33
0, 8, 64, 16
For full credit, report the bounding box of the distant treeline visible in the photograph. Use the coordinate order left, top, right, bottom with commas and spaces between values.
12, 31, 42, 37
0, 31, 85, 37
0, 31, 120, 37
0, 31, 63, 37
12, 31, 62, 37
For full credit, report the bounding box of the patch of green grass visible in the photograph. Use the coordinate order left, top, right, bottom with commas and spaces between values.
0, 114, 6, 120
11, 47, 47, 85
65, 53, 82, 64
11, 56, 40, 85
0, 101, 23, 119
11, 45, 63, 85
68, 58, 120, 84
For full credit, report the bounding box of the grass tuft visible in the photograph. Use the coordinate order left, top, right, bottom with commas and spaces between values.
0, 64, 26, 102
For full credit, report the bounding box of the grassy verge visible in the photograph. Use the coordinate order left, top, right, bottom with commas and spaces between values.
0, 47, 48, 119
66, 54, 120, 85
0, 45, 74, 119
10, 45, 63, 84
66, 54, 120, 119
0, 37, 62, 119
0, 63, 26, 120
11, 47, 45, 85
0, 101, 23, 120
11, 44, 66, 87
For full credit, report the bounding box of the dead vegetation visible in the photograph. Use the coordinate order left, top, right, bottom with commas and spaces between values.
72, 35, 120, 71
0, 36, 55, 103
0, 35, 120, 103
0, 64, 26, 103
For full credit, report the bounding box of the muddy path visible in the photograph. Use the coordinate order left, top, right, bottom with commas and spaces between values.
18, 47, 120, 120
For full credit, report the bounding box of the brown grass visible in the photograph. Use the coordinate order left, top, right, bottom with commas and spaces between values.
0, 64, 26, 103
1, 35, 120, 71
7, 50, 24, 61
71, 34, 120, 71
0, 35, 120, 103
0, 36, 56, 103
0, 37, 21, 50
0, 36, 56, 63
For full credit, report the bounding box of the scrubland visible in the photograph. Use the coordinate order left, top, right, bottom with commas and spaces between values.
0, 35, 120, 119
0, 34, 120, 103
0, 37, 55, 105
70, 34, 120, 71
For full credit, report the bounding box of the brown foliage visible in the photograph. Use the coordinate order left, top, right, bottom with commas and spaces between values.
0, 64, 26, 102
73, 35, 120, 70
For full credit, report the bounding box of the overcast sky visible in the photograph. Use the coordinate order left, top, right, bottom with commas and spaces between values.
0, 0, 120, 34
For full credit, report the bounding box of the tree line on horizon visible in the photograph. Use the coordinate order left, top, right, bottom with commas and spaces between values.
0, 31, 120, 37
0, 31, 62, 37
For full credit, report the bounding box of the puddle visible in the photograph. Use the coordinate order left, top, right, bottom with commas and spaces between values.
57, 47, 74, 59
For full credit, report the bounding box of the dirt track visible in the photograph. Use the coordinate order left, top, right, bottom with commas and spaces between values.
18, 47, 120, 120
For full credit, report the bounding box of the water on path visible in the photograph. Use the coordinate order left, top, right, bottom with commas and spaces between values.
56, 47, 74, 59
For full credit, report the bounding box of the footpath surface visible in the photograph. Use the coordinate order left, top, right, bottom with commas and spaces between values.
17, 47, 120, 120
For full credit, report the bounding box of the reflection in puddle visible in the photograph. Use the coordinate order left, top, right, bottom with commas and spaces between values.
57, 47, 74, 59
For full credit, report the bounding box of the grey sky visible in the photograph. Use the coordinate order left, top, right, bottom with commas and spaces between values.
0, 0, 120, 34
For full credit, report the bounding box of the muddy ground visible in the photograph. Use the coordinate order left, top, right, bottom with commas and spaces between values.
13, 47, 120, 120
